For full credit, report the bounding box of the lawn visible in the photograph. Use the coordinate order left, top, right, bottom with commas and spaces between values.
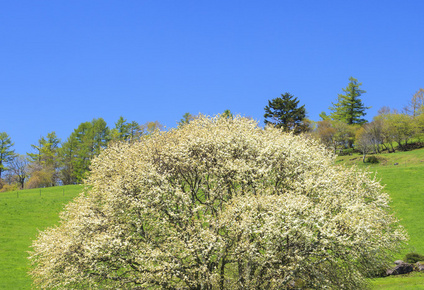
0, 185, 83, 289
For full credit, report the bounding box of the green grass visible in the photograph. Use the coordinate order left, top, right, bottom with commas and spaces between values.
337, 149, 424, 257
370, 272, 424, 289
0, 185, 83, 289
337, 149, 424, 289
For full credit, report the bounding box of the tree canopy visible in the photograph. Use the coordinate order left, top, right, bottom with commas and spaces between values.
30, 116, 406, 289
329, 77, 369, 125
264, 93, 307, 133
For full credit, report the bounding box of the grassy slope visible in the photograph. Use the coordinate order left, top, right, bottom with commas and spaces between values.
337, 149, 424, 289
337, 149, 424, 257
0, 185, 83, 289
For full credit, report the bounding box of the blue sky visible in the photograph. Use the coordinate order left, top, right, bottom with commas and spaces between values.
1, 1, 423, 154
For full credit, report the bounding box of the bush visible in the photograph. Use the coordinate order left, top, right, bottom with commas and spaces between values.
0, 183, 19, 192
404, 252, 424, 263
29, 116, 407, 289
367, 155, 379, 164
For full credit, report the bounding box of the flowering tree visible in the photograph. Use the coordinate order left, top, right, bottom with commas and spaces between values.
29, 116, 406, 289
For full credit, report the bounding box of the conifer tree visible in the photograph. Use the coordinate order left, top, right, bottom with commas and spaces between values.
329, 77, 369, 125
0, 132, 15, 179
264, 93, 306, 133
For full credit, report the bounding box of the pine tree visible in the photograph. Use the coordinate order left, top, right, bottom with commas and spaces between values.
329, 77, 369, 125
264, 93, 306, 133
0, 132, 15, 179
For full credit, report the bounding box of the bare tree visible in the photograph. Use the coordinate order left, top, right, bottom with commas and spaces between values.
9, 155, 29, 189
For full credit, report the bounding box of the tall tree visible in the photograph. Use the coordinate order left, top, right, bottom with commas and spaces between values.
59, 118, 110, 184
27, 132, 61, 188
264, 93, 306, 133
0, 132, 15, 179
329, 77, 369, 125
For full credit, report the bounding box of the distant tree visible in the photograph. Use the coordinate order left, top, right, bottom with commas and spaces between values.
329, 77, 369, 125
355, 127, 375, 162
0, 132, 15, 180
141, 121, 164, 135
109, 116, 130, 141
27, 132, 61, 187
127, 121, 143, 141
178, 113, 194, 127
59, 118, 110, 184
264, 93, 307, 134
221, 109, 233, 119
316, 120, 336, 150
8, 154, 29, 189
406, 88, 424, 117
58, 134, 79, 185
385, 113, 416, 151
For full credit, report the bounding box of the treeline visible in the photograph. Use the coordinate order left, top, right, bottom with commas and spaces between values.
0, 117, 165, 191
1, 77, 423, 190
263, 77, 424, 162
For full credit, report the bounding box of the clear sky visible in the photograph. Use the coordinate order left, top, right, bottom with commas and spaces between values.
1, 1, 423, 154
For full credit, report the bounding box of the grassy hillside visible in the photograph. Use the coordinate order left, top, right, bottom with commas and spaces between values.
0, 185, 83, 289
337, 148, 424, 257
337, 149, 424, 289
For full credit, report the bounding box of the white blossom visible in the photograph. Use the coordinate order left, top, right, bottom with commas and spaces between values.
29, 115, 406, 289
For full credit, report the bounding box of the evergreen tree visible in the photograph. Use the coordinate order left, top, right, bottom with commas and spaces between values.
0, 132, 15, 179
329, 77, 369, 125
264, 93, 306, 133
59, 118, 109, 184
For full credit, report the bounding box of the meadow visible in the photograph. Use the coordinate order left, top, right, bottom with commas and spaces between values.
1, 149, 423, 288
0, 185, 83, 289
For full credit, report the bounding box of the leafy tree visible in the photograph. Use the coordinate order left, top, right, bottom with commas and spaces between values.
27, 132, 61, 187
264, 93, 307, 133
316, 120, 336, 150
385, 113, 416, 151
30, 116, 406, 289
329, 77, 369, 125
141, 121, 163, 135
0, 132, 15, 179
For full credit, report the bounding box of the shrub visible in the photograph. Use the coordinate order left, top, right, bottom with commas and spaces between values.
367, 155, 380, 164
0, 183, 19, 192
404, 252, 424, 264
29, 116, 407, 289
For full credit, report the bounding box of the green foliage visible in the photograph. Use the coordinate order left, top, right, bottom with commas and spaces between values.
329, 77, 369, 125
404, 252, 424, 264
59, 118, 110, 184
371, 271, 424, 289
178, 112, 194, 127
367, 155, 379, 164
0, 132, 15, 179
264, 92, 307, 133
